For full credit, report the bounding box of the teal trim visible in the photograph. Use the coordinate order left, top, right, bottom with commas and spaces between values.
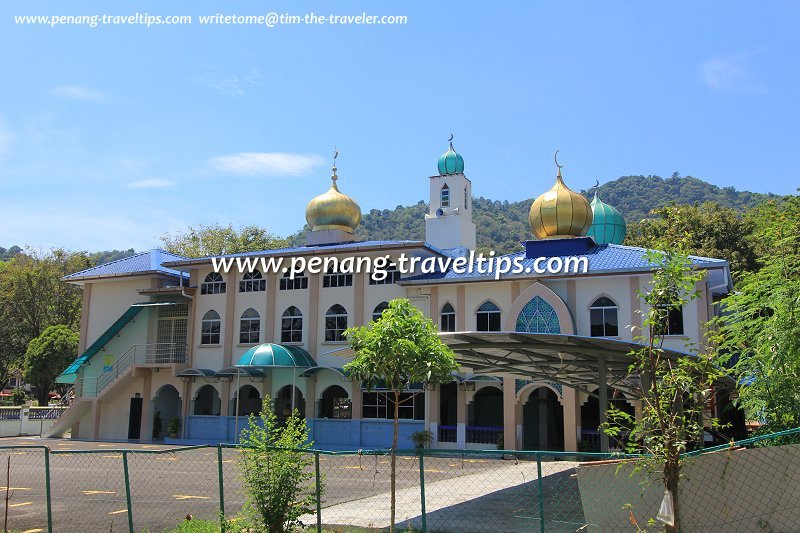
235, 343, 316, 368
437, 143, 465, 175
56, 305, 146, 384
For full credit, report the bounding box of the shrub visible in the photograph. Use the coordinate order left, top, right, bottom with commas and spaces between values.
237, 396, 320, 532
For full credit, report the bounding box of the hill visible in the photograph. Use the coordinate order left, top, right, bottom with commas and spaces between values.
290, 174, 779, 254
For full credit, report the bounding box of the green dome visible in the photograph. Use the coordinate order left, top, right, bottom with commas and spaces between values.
587, 194, 627, 245
236, 343, 316, 368
438, 142, 464, 175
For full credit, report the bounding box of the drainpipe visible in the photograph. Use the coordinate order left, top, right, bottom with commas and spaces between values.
178, 270, 193, 440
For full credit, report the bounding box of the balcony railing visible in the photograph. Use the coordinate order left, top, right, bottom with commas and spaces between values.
76, 343, 187, 398
466, 426, 503, 445
438, 425, 456, 443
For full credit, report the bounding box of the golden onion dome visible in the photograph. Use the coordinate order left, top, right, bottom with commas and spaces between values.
305, 167, 362, 232
529, 153, 593, 239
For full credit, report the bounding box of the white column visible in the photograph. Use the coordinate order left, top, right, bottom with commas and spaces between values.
598, 355, 609, 453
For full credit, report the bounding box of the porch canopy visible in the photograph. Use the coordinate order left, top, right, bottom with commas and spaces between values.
438, 331, 696, 397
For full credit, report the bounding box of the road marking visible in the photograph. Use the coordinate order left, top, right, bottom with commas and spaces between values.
424, 469, 443, 473
83, 490, 116, 495
102, 454, 122, 459
449, 464, 458, 467
9, 501, 33, 508
0, 486, 31, 491
10, 451, 27, 455
140, 445, 161, 449
108, 509, 128, 515
21, 528, 43, 533
344, 466, 363, 470
174, 495, 209, 500
157, 457, 177, 461
98, 444, 116, 447
222, 459, 235, 463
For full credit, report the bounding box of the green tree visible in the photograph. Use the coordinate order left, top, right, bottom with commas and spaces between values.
161, 223, 288, 257
237, 397, 318, 533
23, 325, 78, 406
344, 298, 458, 532
715, 195, 800, 434
602, 249, 726, 531
625, 202, 758, 276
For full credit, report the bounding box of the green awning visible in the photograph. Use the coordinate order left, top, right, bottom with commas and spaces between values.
235, 343, 316, 368
299, 366, 349, 379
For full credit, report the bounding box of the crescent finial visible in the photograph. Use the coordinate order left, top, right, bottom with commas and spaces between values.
448, 133, 454, 144
554, 149, 565, 170
593, 180, 600, 198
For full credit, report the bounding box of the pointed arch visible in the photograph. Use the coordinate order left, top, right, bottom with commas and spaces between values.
440, 184, 450, 207
504, 282, 574, 334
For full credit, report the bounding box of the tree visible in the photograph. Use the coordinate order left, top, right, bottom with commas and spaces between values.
344, 298, 458, 532
715, 195, 800, 434
160, 223, 289, 257
23, 325, 78, 406
602, 249, 727, 531
625, 202, 758, 277
237, 397, 318, 533
0, 248, 89, 388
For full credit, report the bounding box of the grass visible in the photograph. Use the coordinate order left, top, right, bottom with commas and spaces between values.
161, 518, 428, 533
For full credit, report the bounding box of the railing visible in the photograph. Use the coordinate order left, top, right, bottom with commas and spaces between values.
466, 425, 504, 445
437, 425, 456, 443
77, 343, 187, 398
0, 407, 22, 420
580, 429, 628, 451
28, 406, 68, 420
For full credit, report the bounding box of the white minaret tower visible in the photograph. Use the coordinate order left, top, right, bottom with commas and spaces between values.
424, 135, 477, 252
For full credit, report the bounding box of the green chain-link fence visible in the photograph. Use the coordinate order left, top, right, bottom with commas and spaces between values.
1, 429, 800, 532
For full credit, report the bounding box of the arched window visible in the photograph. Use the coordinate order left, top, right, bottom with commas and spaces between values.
280, 270, 308, 291
440, 184, 450, 207
369, 264, 400, 285
372, 302, 389, 322
281, 306, 303, 343
239, 269, 266, 292
194, 385, 220, 416
239, 308, 261, 344
201, 310, 221, 345
440, 303, 456, 332
464, 187, 469, 210
325, 304, 348, 342
201, 272, 226, 295
476, 301, 501, 332
590, 297, 619, 337
321, 385, 351, 419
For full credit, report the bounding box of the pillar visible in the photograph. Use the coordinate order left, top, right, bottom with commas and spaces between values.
598, 355, 609, 453
91, 399, 101, 440
428, 385, 439, 443
503, 375, 516, 450
562, 387, 578, 452
305, 376, 316, 419
140, 371, 153, 440
456, 384, 466, 448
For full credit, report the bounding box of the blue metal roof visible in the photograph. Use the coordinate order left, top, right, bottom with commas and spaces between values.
63, 249, 190, 281
161, 240, 448, 266
401, 242, 729, 283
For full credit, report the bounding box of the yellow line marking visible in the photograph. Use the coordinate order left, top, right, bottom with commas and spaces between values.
82, 490, 116, 495
109, 509, 128, 515
9, 501, 33, 508
344, 466, 363, 469
0, 487, 31, 491
173, 495, 209, 500
222, 459, 235, 463
140, 445, 160, 449
449, 464, 458, 467
424, 469, 443, 473
102, 454, 122, 459
21, 528, 43, 533
10, 451, 27, 455
98, 444, 116, 447
157, 457, 177, 461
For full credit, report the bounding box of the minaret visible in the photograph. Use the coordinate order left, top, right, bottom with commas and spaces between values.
424, 135, 477, 252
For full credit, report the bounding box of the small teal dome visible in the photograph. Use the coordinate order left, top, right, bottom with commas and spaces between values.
438, 142, 464, 175
587, 194, 627, 245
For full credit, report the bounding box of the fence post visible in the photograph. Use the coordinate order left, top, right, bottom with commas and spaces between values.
122, 450, 134, 533
536, 453, 545, 533
217, 445, 226, 532
44, 447, 53, 533
418, 449, 427, 533
314, 451, 322, 533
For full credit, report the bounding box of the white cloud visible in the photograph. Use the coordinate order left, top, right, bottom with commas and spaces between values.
193, 68, 263, 97
209, 152, 325, 177
699, 52, 766, 94
126, 178, 174, 189
51, 85, 108, 102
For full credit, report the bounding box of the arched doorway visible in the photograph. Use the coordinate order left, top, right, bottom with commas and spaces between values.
320, 385, 350, 419
438, 381, 459, 443
522, 387, 564, 451
234, 385, 262, 416
193, 385, 220, 416
467, 386, 503, 446
580, 388, 634, 451
276, 385, 305, 425
152, 385, 182, 440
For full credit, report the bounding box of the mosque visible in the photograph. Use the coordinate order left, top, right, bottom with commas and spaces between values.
50, 141, 736, 452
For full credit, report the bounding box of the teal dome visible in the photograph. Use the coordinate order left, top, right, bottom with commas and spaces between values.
236, 343, 316, 368
438, 142, 464, 175
587, 194, 627, 245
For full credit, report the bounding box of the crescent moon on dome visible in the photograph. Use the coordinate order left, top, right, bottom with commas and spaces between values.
594, 179, 600, 190
554, 149, 565, 169
448, 133, 454, 142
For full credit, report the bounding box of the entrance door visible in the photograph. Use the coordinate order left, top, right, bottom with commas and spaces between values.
128, 397, 143, 439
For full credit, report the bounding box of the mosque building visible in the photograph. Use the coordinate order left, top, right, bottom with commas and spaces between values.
51, 141, 736, 452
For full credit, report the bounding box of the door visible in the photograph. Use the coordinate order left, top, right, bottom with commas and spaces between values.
128, 397, 143, 439
156, 304, 188, 362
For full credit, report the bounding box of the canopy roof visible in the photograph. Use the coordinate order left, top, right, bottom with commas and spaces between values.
176, 368, 218, 378
299, 366, 349, 379
439, 331, 696, 395
235, 343, 316, 368
218, 367, 265, 378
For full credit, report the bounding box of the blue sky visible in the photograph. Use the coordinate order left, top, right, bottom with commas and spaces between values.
1, 0, 798, 251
